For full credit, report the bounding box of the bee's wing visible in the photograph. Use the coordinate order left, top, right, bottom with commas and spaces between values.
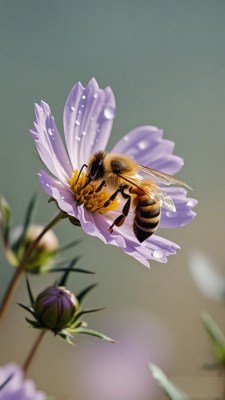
137, 165, 192, 190
144, 185, 176, 212
118, 173, 176, 212
148, 187, 176, 212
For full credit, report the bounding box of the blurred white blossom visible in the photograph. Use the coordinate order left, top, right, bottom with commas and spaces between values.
189, 251, 225, 301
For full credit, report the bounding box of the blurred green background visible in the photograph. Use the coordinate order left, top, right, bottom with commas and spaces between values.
0, 1, 225, 399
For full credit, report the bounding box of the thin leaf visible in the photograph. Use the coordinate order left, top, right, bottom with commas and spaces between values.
57, 257, 81, 286
74, 307, 105, 321
202, 311, 225, 364
25, 318, 43, 329
149, 364, 190, 400
50, 266, 94, 275
18, 303, 35, 317
74, 327, 116, 342
77, 283, 98, 304
58, 330, 74, 345
25, 276, 34, 305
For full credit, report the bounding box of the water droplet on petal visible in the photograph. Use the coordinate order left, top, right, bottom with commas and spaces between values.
76, 136, 81, 141
166, 211, 177, 218
153, 249, 164, 259
48, 128, 54, 136
104, 106, 115, 120
82, 131, 87, 136
138, 140, 148, 150
186, 200, 195, 207
70, 106, 76, 112
81, 104, 84, 108
82, 95, 86, 99
78, 110, 82, 114
75, 120, 80, 126
124, 135, 129, 141
93, 93, 98, 99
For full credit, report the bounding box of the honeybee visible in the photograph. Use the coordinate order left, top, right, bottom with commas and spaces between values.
81, 151, 191, 243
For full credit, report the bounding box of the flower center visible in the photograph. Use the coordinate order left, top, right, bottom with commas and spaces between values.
69, 170, 120, 214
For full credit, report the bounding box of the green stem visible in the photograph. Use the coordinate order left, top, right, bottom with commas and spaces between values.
0, 211, 65, 322
22, 329, 46, 375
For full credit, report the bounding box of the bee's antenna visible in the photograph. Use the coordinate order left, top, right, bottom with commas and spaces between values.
75, 164, 88, 185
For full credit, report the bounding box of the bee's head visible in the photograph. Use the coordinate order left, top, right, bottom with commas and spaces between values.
87, 151, 106, 181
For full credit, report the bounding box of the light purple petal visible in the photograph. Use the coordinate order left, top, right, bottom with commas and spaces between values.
77, 207, 180, 267
111, 126, 183, 175
30, 101, 73, 183
0, 363, 46, 400
63, 77, 116, 170
159, 188, 198, 228
77, 206, 127, 249
38, 170, 78, 219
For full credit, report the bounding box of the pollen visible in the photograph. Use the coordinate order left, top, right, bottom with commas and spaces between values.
69, 170, 120, 214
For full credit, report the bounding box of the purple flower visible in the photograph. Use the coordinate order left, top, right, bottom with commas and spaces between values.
0, 363, 46, 400
30, 78, 197, 267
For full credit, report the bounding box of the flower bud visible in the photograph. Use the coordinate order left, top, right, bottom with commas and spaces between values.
12, 224, 59, 273
34, 286, 78, 332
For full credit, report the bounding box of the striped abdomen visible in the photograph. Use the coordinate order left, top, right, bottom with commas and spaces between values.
133, 193, 161, 243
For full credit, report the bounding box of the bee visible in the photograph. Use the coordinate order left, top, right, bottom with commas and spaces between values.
81, 151, 191, 243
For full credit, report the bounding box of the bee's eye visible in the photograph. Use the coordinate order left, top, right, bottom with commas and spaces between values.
89, 160, 104, 180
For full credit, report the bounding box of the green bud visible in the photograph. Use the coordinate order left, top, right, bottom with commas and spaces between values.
15, 225, 59, 273
34, 286, 79, 333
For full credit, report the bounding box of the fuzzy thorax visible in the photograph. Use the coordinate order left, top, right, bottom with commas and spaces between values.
70, 170, 119, 214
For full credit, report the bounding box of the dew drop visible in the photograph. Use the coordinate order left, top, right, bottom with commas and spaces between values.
78, 110, 82, 114
166, 211, 177, 218
75, 120, 80, 126
82, 95, 86, 99
138, 140, 148, 150
93, 93, 98, 99
104, 106, 115, 120
186, 200, 195, 207
70, 106, 76, 112
81, 104, 85, 108
48, 128, 54, 136
124, 135, 129, 141
76, 136, 81, 141
82, 131, 87, 136
153, 249, 164, 259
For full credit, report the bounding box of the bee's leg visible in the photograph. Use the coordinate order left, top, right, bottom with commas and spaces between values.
95, 180, 106, 193
109, 190, 131, 233
95, 186, 123, 211
88, 180, 106, 195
